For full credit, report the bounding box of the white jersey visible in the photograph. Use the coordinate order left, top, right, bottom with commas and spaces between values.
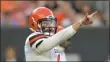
24, 25, 76, 61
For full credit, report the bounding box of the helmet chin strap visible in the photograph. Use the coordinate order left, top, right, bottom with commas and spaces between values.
38, 23, 43, 33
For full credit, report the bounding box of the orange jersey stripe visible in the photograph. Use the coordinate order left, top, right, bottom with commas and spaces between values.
29, 35, 45, 44
57, 54, 60, 62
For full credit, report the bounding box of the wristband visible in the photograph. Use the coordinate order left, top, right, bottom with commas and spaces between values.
80, 20, 84, 26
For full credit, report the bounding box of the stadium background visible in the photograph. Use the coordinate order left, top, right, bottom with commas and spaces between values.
1, 1, 109, 62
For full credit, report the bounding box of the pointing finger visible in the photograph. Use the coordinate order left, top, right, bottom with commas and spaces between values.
89, 11, 98, 17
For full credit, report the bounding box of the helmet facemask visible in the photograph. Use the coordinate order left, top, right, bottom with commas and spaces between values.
37, 17, 57, 36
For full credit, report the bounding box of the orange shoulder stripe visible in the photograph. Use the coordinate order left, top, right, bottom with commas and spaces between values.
29, 35, 45, 44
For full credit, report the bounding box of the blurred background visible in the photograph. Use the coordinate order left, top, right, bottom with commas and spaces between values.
1, 1, 109, 62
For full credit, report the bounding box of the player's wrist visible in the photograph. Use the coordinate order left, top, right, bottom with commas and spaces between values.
79, 20, 84, 26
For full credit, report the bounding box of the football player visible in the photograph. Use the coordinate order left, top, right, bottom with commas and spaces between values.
24, 7, 97, 61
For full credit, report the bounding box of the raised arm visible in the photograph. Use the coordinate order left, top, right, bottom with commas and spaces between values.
34, 11, 97, 54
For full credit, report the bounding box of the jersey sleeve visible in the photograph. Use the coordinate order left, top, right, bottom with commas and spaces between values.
35, 25, 76, 54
